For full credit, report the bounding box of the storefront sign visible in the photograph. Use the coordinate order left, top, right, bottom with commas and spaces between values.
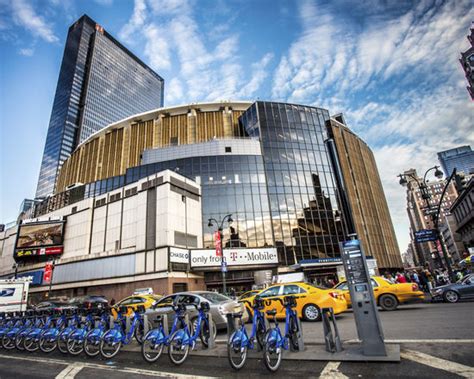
169, 247, 189, 264
191, 248, 278, 268
16, 270, 43, 286
15, 246, 63, 260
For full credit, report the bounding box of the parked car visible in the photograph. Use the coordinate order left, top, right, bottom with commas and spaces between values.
431, 274, 474, 303
334, 276, 425, 311
68, 295, 109, 310
238, 290, 260, 301
32, 300, 71, 311
241, 282, 347, 322
147, 291, 248, 336
112, 293, 162, 317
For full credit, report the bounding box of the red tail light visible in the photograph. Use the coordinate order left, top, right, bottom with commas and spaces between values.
412, 284, 419, 291
329, 292, 340, 299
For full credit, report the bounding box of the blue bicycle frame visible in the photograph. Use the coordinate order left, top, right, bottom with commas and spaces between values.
229, 299, 266, 351
143, 305, 187, 347
103, 309, 141, 346
169, 304, 209, 350
265, 299, 299, 351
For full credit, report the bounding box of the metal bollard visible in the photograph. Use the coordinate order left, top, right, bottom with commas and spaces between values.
125, 315, 131, 334
162, 313, 169, 333
322, 307, 343, 353
109, 315, 115, 330
226, 313, 236, 340
207, 313, 216, 349
143, 313, 149, 335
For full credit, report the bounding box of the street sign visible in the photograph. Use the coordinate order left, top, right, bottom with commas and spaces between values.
214, 231, 222, 257
221, 259, 227, 273
414, 229, 438, 243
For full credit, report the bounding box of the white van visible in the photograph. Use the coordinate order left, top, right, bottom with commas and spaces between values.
0, 279, 30, 312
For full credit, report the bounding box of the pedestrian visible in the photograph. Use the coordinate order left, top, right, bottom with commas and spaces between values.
396, 272, 407, 283
411, 271, 420, 285
419, 270, 429, 292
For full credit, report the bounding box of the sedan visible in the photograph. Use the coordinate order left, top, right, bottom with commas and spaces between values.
146, 291, 248, 336
431, 274, 474, 303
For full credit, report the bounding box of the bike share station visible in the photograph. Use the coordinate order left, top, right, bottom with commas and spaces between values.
191, 234, 400, 365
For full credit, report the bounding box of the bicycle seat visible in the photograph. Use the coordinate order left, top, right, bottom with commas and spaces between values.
284, 295, 297, 308
254, 297, 265, 310
266, 309, 277, 317
136, 305, 146, 314
199, 301, 210, 313
118, 306, 128, 314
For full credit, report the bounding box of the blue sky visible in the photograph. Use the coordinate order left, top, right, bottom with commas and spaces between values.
0, 0, 473, 254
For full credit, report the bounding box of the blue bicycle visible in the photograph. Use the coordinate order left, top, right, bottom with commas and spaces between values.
83, 308, 111, 357
227, 296, 267, 370
2, 312, 29, 350
66, 311, 95, 355
16, 311, 44, 350
141, 300, 188, 363
39, 309, 74, 353
263, 295, 301, 372
168, 300, 212, 365
24, 310, 57, 352
100, 305, 146, 358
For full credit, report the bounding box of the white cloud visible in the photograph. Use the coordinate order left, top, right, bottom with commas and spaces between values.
240, 53, 274, 98
143, 23, 171, 71
166, 77, 183, 104
11, 0, 59, 43
272, 0, 474, 256
18, 47, 34, 56
118, 0, 147, 43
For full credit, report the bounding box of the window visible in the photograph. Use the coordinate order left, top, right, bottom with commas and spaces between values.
335, 282, 348, 290
283, 284, 305, 295
225, 146, 232, 153
259, 286, 281, 297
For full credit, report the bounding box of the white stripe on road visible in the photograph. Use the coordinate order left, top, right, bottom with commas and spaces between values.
345, 339, 474, 344
0, 354, 216, 379
55, 363, 84, 379
401, 349, 474, 378
319, 362, 348, 379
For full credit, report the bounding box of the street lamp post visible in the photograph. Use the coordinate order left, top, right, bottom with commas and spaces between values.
398, 166, 455, 281
208, 214, 233, 295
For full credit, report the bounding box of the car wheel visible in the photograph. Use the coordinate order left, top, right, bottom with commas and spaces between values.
379, 294, 398, 311
444, 290, 459, 303
302, 304, 321, 321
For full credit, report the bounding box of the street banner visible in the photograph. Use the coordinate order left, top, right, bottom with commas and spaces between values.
214, 231, 222, 257
190, 248, 278, 268
43, 262, 53, 283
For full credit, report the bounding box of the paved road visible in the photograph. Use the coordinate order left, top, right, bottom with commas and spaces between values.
0, 302, 472, 378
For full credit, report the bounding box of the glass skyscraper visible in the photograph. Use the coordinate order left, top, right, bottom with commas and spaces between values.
437, 145, 474, 176
36, 15, 164, 198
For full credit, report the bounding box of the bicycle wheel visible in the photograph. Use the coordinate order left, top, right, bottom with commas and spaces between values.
39, 334, 57, 353
288, 316, 299, 351
256, 318, 266, 350
2, 335, 15, 350
15, 334, 25, 351
67, 336, 84, 355
141, 333, 164, 363
227, 331, 248, 370
100, 332, 122, 359
134, 320, 152, 345
199, 319, 217, 348
57, 332, 70, 354
263, 329, 282, 372
168, 330, 190, 365
83, 330, 101, 357
24, 336, 40, 352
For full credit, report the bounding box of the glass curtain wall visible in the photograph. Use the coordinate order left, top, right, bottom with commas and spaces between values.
241, 101, 347, 266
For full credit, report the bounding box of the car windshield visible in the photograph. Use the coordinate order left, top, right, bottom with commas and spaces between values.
197, 292, 231, 304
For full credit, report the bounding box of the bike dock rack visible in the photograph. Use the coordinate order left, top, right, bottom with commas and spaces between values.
322, 307, 342, 353
292, 316, 305, 352
207, 313, 215, 349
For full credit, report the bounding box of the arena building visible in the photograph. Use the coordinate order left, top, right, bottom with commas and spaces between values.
0, 101, 402, 297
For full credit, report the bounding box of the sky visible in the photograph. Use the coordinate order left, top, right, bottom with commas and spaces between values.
0, 0, 473, 256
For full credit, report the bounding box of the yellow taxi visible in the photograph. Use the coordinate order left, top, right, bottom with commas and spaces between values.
334, 276, 425, 311
112, 290, 162, 317
241, 282, 347, 322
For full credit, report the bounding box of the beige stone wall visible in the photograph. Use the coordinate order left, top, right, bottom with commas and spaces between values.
329, 120, 403, 269
56, 106, 247, 192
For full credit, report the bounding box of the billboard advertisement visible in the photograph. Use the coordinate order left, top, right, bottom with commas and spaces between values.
14, 221, 65, 261
190, 248, 278, 268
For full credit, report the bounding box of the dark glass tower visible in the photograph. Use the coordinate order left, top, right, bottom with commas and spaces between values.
240, 102, 347, 266
437, 145, 474, 176
36, 15, 164, 198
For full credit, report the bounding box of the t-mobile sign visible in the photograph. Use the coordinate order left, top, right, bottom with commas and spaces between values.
190, 248, 278, 268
